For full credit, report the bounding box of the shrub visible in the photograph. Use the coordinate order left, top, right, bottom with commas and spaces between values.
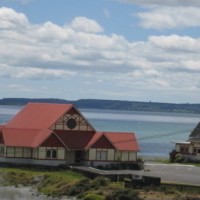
105, 188, 143, 200
169, 150, 184, 163
100, 162, 143, 170
174, 153, 184, 163
169, 150, 177, 162
67, 178, 91, 196
83, 193, 104, 200
91, 177, 110, 188
67, 177, 110, 197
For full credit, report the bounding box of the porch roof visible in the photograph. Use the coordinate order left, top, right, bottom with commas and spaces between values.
86, 132, 140, 151
174, 141, 191, 144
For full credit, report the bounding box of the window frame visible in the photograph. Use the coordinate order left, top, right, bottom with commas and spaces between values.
96, 149, 108, 161
46, 149, 57, 159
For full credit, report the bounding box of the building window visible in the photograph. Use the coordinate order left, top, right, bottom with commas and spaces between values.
194, 148, 200, 154
96, 150, 107, 160
180, 146, 189, 153
0, 146, 4, 156
46, 149, 57, 159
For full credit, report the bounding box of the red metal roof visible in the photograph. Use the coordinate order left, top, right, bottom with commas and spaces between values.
3, 128, 40, 147
0, 125, 5, 130
6, 103, 73, 129
32, 129, 53, 148
86, 132, 140, 151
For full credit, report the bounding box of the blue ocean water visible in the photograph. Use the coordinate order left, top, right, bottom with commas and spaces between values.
1, 105, 200, 158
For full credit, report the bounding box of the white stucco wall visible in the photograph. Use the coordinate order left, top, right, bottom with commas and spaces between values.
129, 152, 137, 161
175, 144, 180, 152
15, 147, 23, 158
38, 147, 46, 159
88, 148, 137, 162
107, 149, 115, 160
6, 147, 15, 157
57, 147, 65, 159
89, 149, 96, 160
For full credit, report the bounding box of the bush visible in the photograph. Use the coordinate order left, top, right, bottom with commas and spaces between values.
169, 150, 177, 162
98, 161, 143, 170
174, 153, 184, 163
169, 150, 184, 163
91, 177, 110, 188
67, 178, 91, 196
136, 157, 144, 169
83, 193, 104, 200
105, 189, 143, 200
67, 177, 110, 197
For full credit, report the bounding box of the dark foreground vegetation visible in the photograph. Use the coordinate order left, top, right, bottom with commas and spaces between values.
0, 167, 200, 200
1, 98, 200, 113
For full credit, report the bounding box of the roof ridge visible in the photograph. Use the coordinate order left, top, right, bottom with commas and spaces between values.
3, 127, 42, 131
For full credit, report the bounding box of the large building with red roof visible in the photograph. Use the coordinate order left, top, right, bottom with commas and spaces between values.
0, 103, 139, 167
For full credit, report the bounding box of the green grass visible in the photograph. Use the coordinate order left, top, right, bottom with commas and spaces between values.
37, 170, 84, 196
0, 167, 84, 196
1, 166, 200, 200
0, 167, 127, 199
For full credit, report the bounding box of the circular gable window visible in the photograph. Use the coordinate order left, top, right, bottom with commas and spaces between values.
66, 118, 77, 129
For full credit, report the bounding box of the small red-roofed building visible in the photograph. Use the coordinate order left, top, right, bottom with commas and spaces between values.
0, 103, 140, 167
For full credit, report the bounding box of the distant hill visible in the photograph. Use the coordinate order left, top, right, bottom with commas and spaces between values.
0, 98, 200, 114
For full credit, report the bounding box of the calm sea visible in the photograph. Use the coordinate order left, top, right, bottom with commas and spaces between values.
1, 105, 200, 158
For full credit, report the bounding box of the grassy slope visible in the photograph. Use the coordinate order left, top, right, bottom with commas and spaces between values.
0, 167, 84, 196
0, 167, 200, 200
0, 167, 123, 199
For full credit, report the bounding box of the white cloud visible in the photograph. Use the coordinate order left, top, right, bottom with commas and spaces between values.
137, 7, 200, 30
122, 0, 200, 7
181, 61, 200, 72
69, 17, 103, 33
149, 35, 200, 52
0, 7, 29, 29
0, 64, 76, 80
1, 7, 200, 102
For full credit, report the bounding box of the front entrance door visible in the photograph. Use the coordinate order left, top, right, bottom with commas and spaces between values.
75, 151, 82, 163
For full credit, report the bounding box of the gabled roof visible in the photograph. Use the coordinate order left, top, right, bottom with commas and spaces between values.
6, 103, 73, 129
86, 132, 140, 151
189, 122, 200, 141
